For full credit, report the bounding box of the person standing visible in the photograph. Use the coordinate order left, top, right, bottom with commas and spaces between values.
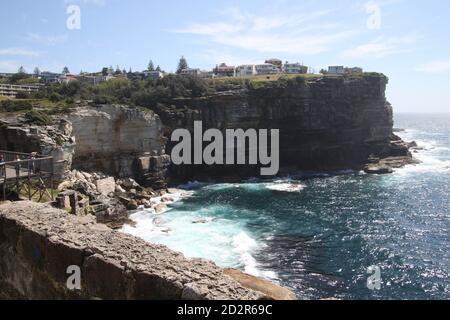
28, 153, 36, 175
0, 154, 5, 178
15, 155, 21, 178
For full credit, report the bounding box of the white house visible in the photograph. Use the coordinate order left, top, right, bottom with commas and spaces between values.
255, 63, 279, 75
328, 66, 345, 75
181, 68, 201, 76
344, 67, 363, 74
143, 70, 164, 80
283, 63, 308, 74
237, 65, 256, 77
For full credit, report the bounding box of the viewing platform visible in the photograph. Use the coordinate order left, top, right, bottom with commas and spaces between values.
0, 150, 54, 202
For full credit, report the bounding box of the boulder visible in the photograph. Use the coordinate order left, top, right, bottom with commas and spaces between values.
126, 199, 139, 211
223, 268, 297, 300
119, 177, 140, 190
115, 185, 126, 193
364, 166, 393, 175
95, 177, 116, 195
154, 203, 167, 214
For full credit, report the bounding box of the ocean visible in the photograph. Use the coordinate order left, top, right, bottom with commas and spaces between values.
123, 113, 450, 300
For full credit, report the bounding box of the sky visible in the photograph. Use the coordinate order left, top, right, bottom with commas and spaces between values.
0, 0, 450, 113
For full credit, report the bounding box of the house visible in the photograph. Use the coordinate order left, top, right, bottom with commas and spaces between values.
215, 63, 236, 77
80, 73, 115, 85
283, 63, 308, 74
127, 72, 145, 81
0, 83, 42, 98
237, 65, 257, 77
0, 73, 14, 79
255, 63, 279, 75
265, 59, 283, 70
143, 70, 164, 80
181, 68, 201, 76
60, 74, 79, 84
328, 66, 345, 75
198, 70, 216, 78
39, 71, 62, 84
344, 67, 363, 74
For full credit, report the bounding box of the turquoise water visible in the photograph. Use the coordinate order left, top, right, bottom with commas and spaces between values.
123, 113, 450, 300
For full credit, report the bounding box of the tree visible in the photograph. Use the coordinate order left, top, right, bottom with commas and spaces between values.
176, 56, 188, 74
114, 65, 122, 75
102, 67, 109, 76
62, 66, 70, 74
33, 67, 41, 75
18, 66, 26, 74
148, 60, 155, 71
156, 65, 162, 72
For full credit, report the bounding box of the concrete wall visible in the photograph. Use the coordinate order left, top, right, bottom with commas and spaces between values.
0, 201, 296, 300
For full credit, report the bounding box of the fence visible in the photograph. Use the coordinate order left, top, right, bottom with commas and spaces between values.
0, 150, 54, 202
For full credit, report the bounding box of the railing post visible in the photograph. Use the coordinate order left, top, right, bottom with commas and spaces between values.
50, 157, 54, 201
2, 164, 6, 201
28, 159, 31, 201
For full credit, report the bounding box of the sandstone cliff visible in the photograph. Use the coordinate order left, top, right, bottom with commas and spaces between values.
64, 105, 169, 188
155, 74, 412, 181
1, 74, 413, 187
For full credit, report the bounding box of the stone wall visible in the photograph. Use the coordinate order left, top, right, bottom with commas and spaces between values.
0, 201, 296, 300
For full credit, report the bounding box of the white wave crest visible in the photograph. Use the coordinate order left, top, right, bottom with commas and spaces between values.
265, 182, 305, 192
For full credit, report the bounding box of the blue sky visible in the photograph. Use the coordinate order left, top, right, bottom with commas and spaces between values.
0, 0, 449, 113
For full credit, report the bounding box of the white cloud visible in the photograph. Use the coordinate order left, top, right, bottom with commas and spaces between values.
173, 7, 356, 55
340, 35, 418, 59
26, 33, 68, 46
416, 60, 450, 74
0, 48, 39, 57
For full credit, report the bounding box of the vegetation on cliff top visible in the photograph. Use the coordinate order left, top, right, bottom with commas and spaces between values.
0, 72, 385, 118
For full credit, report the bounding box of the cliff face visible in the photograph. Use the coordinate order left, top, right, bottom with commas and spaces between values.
155, 75, 410, 181
64, 105, 169, 188
1, 75, 412, 186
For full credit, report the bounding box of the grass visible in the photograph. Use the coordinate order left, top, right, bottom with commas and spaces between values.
19, 186, 57, 203
209, 73, 322, 85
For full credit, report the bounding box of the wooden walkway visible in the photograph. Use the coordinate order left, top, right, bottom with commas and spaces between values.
0, 166, 38, 182
0, 150, 54, 201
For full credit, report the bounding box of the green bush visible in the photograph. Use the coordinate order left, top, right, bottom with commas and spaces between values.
93, 95, 112, 105
0, 100, 33, 112
49, 92, 63, 102
24, 110, 52, 126
15, 91, 30, 99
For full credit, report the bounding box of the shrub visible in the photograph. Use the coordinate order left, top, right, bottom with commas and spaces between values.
93, 95, 111, 105
24, 110, 52, 126
49, 92, 63, 102
15, 91, 30, 99
0, 100, 33, 112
